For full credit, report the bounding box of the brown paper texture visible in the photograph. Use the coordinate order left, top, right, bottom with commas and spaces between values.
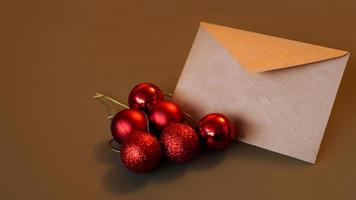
201, 22, 348, 73
173, 22, 350, 163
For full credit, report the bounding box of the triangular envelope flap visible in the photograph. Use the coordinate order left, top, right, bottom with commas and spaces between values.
201, 22, 348, 73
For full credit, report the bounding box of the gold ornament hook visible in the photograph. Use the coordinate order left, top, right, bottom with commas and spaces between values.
108, 139, 120, 153
164, 93, 197, 123
93, 92, 129, 119
94, 93, 151, 153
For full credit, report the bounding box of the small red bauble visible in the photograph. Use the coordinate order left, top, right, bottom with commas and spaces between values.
148, 100, 184, 132
111, 109, 148, 144
128, 82, 164, 111
120, 131, 162, 173
160, 123, 200, 163
197, 113, 235, 150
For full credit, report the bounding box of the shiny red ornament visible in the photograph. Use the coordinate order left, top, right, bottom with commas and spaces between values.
197, 113, 235, 150
160, 123, 200, 163
120, 131, 162, 173
128, 82, 164, 111
148, 100, 184, 132
111, 109, 148, 144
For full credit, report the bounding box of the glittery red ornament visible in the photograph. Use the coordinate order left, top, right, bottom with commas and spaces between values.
148, 101, 184, 132
197, 113, 235, 150
111, 109, 148, 144
160, 123, 200, 163
128, 83, 164, 111
120, 131, 162, 173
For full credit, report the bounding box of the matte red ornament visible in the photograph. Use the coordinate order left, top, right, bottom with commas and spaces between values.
197, 113, 235, 150
120, 131, 162, 173
128, 82, 164, 111
160, 123, 200, 163
148, 100, 184, 132
111, 109, 148, 144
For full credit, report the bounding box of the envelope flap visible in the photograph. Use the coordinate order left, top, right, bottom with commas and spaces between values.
201, 22, 348, 73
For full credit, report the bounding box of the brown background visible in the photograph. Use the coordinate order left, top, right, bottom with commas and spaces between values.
1, 0, 356, 199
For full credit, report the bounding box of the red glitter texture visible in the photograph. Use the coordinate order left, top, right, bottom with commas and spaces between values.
160, 123, 200, 163
120, 131, 162, 173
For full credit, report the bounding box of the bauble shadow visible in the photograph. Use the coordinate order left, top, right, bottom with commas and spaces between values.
94, 139, 226, 195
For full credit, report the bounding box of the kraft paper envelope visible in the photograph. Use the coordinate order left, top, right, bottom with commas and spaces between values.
173, 22, 350, 163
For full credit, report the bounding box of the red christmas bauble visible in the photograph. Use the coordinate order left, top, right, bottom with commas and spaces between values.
120, 131, 162, 173
160, 123, 200, 163
197, 113, 235, 150
111, 109, 148, 144
128, 82, 164, 111
148, 100, 184, 132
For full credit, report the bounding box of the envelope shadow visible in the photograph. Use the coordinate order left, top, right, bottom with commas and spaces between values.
228, 141, 310, 167
225, 112, 311, 166
94, 140, 226, 195
229, 115, 252, 140
316, 57, 356, 162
